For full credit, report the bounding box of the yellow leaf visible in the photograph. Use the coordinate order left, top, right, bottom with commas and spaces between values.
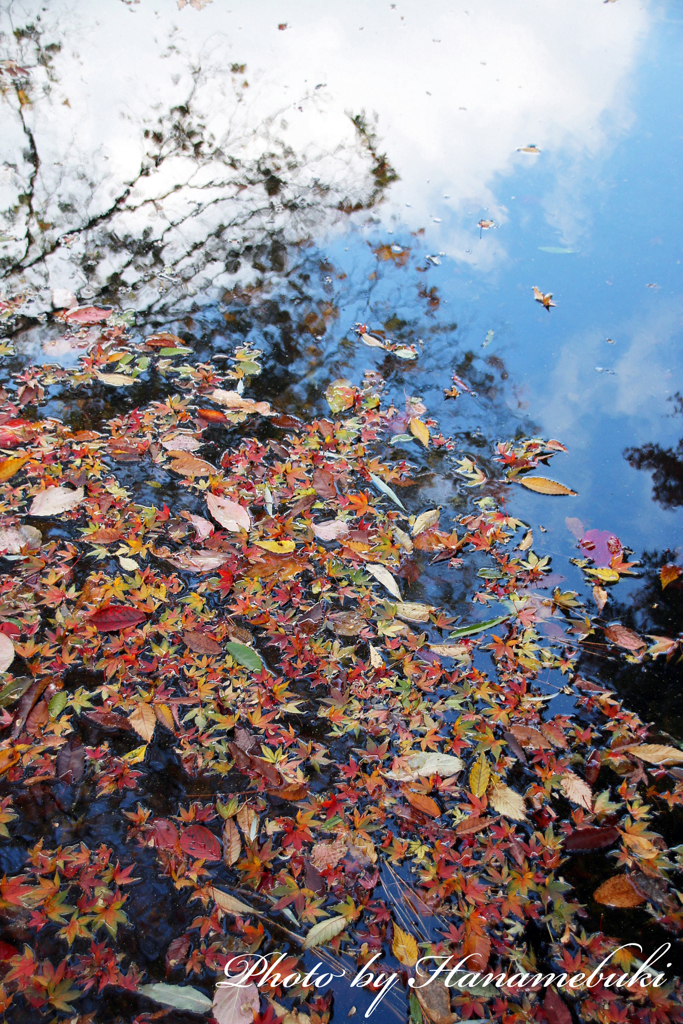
129, 703, 156, 743
518, 529, 533, 551
396, 602, 433, 623
119, 557, 139, 571
96, 372, 136, 386
623, 744, 683, 765
518, 477, 577, 496
409, 417, 430, 448
223, 818, 241, 866
154, 704, 175, 732
392, 923, 418, 967
0, 455, 30, 481
254, 539, 296, 553
122, 744, 147, 764
660, 564, 683, 590
411, 509, 440, 537
469, 753, 490, 798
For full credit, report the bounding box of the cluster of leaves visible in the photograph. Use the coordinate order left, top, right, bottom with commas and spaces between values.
0, 305, 681, 1023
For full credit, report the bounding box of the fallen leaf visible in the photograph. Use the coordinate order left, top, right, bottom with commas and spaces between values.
303, 914, 347, 950
0, 525, 41, 552
206, 493, 251, 532
222, 818, 241, 867
366, 563, 401, 599
392, 924, 418, 967
510, 725, 552, 750
255, 539, 296, 553
455, 816, 496, 836
226, 641, 264, 674
0, 634, 14, 674
660, 564, 682, 590
326, 610, 367, 637
310, 838, 346, 870
604, 624, 645, 652
404, 790, 441, 817
464, 927, 490, 972
560, 773, 592, 810
413, 967, 456, 1024
312, 519, 349, 542
29, 486, 85, 517
211, 388, 272, 416
412, 509, 440, 537
518, 477, 577, 496
138, 983, 213, 1014
469, 753, 490, 798
129, 703, 156, 743
395, 601, 433, 624
428, 642, 469, 660
489, 784, 526, 820
168, 452, 216, 478
0, 455, 30, 481
89, 606, 147, 632
409, 417, 430, 448
544, 988, 572, 1024
449, 614, 508, 638
179, 824, 222, 862
593, 875, 645, 908
212, 982, 260, 1024
162, 549, 230, 572
183, 630, 222, 655
210, 888, 262, 918
384, 751, 463, 781
325, 380, 355, 413
312, 468, 337, 498
96, 372, 136, 387
532, 286, 556, 308
623, 744, 683, 765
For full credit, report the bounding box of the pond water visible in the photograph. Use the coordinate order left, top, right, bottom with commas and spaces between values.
1, 1, 683, 1022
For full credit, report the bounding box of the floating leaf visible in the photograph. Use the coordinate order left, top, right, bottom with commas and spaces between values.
66, 305, 113, 323
396, 602, 433, 624
168, 452, 216, 478
518, 477, 577, 496
404, 790, 441, 818
183, 630, 221, 655
623, 744, 683, 765
138, 983, 213, 1014
593, 875, 645, 908
226, 641, 264, 674
369, 472, 406, 510
544, 989, 572, 1024
210, 389, 272, 416
409, 417, 430, 448
96, 372, 136, 387
428, 642, 470, 661
206, 493, 251, 532
222, 818, 241, 867
392, 924, 418, 966
469, 753, 490, 798
312, 519, 349, 542
489, 784, 526, 820
129, 703, 156, 743
212, 982, 260, 1024
89, 606, 147, 632
365, 563, 401, 599
0, 525, 41, 553
163, 549, 229, 572
560, 773, 592, 810
303, 914, 347, 950
0, 633, 14, 674
412, 508, 440, 536
179, 824, 221, 862
660, 563, 682, 590
324, 379, 355, 413
509, 725, 552, 750
604, 624, 645, 652
210, 888, 263, 917
29, 486, 85, 517
384, 751, 463, 781
449, 614, 508, 638
254, 539, 296, 553
0, 455, 30, 482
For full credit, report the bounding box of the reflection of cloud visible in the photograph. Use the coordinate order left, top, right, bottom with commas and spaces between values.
535, 300, 683, 442
0, 0, 650, 308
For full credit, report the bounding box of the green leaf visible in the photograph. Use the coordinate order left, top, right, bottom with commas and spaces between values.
226, 641, 265, 673
449, 614, 509, 639
159, 347, 192, 356
48, 691, 68, 718
0, 675, 32, 708
303, 913, 347, 950
369, 472, 406, 511
138, 983, 213, 1014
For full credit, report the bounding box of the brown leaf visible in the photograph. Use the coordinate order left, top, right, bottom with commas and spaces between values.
210, 388, 272, 416
304, 859, 326, 895
510, 725, 552, 750
86, 527, 123, 544
604, 624, 646, 652
560, 772, 592, 810
165, 935, 190, 976
623, 743, 683, 765
593, 874, 645, 908
25, 698, 48, 734
168, 452, 216, 478
310, 838, 346, 870
183, 630, 222, 656
56, 737, 84, 784
222, 818, 241, 867
660, 563, 683, 589
403, 789, 441, 818
414, 967, 456, 1024
312, 468, 337, 498
463, 927, 490, 972
326, 610, 367, 637
129, 703, 156, 743
455, 816, 496, 836
152, 819, 180, 852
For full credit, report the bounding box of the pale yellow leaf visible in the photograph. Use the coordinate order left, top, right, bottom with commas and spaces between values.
366, 562, 401, 599
489, 783, 526, 820
129, 703, 156, 743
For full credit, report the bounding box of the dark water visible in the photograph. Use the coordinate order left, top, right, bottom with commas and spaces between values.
2, 0, 683, 1019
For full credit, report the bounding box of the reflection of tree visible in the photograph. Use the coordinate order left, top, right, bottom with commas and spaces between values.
625, 394, 683, 508
0, 11, 396, 319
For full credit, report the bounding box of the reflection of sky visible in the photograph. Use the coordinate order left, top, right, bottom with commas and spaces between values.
2, 0, 682, 561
